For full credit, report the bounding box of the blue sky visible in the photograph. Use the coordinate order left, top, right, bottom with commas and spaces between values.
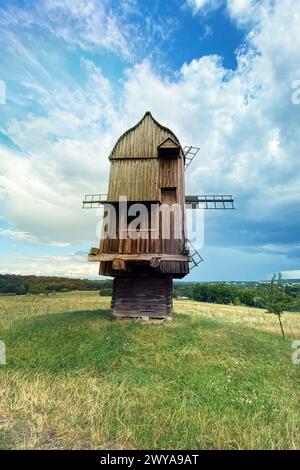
0, 0, 300, 281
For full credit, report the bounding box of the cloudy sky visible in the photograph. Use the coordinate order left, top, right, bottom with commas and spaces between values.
0, 0, 299, 281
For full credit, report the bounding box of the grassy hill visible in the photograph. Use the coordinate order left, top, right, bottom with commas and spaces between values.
0, 292, 299, 449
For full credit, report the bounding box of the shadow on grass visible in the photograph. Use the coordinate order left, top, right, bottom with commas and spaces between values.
3, 308, 141, 376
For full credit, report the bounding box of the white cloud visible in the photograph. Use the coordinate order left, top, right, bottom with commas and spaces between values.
0, 58, 120, 246
0, 228, 69, 247
186, 0, 273, 21
228, 0, 251, 14
281, 271, 300, 280
42, 0, 132, 59
186, 0, 222, 14
0, 0, 179, 63
0, 253, 100, 278
0, 0, 134, 60
226, 0, 274, 26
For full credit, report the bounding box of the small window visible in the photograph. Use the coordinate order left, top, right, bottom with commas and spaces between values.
161, 188, 177, 203
158, 137, 180, 159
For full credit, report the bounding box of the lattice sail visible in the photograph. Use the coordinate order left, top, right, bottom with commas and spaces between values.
185, 195, 235, 209
82, 194, 107, 209
186, 239, 204, 270
183, 145, 200, 171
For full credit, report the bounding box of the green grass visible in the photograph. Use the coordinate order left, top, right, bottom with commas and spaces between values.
0, 292, 299, 449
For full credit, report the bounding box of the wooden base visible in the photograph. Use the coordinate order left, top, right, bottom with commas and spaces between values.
111, 276, 173, 319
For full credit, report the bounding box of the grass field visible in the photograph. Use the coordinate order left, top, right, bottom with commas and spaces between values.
0, 292, 299, 450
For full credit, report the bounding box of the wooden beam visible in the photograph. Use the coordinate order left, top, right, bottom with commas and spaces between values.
150, 257, 161, 268
112, 258, 126, 271
88, 253, 190, 262
89, 247, 100, 256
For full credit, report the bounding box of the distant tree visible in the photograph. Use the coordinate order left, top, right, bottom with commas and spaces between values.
253, 296, 265, 309
192, 284, 208, 302
99, 288, 113, 296
173, 283, 193, 299
264, 273, 292, 339
16, 284, 26, 295
192, 283, 237, 305
239, 288, 257, 307
29, 284, 44, 295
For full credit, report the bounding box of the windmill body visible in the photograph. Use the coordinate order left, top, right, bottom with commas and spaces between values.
83, 112, 234, 319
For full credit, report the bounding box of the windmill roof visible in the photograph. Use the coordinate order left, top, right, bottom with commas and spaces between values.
109, 111, 182, 159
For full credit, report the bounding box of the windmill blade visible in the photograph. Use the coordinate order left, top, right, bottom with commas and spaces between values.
183, 145, 200, 171
185, 195, 235, 209
186, 239, 204, 270
82, 193, 107, 208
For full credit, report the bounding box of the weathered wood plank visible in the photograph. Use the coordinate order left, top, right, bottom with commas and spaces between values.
111, 276, 173, 318
89, 253, 190, 262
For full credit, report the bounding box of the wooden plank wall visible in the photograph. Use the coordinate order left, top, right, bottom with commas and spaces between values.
159, 158, 178, 188
111, 276, 173, 318
107, 159, 160, 202
100, 156, 185, 257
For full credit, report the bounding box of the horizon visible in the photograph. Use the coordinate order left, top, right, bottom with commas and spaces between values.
1, 272, 300, 284
0, 0, 300, 281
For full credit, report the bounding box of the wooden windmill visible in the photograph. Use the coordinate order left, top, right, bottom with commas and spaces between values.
83, 112, 234, 319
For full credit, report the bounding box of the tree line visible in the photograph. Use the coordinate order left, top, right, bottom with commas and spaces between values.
174, 279, 300, 312
0, 274, 112, 296
1, 274, 299, 317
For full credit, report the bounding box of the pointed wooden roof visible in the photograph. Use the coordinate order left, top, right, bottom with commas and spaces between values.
109, 111, 182, 159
